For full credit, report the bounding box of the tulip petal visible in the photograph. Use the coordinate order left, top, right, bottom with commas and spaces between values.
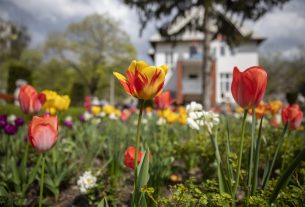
113, 72, 132, 95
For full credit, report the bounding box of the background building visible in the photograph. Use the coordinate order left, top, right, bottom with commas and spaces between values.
149, 29, 264, 105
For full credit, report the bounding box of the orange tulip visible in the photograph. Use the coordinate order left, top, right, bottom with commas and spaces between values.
18, 85, 46, 115
113, 60, 168, 100
231, 66, 267, 109
154, 91, 173, 109
28, 114, 58, 152
281, 104, 303, 130
124, 146, 143, 169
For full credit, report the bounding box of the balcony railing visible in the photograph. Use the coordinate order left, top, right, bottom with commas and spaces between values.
182, 80, 202, 94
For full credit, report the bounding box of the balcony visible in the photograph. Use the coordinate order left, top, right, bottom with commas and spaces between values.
182, 80, 202, 94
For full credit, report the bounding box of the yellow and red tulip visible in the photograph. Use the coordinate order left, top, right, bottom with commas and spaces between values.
113, 60, 168, 100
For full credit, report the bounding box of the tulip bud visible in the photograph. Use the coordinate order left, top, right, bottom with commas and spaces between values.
231, 66, 267, 109
18, 85, 46, 115
281, 104, 303, 130
124, 146, 143, 169
154, 91, 172, 109
28, 114, 58, 152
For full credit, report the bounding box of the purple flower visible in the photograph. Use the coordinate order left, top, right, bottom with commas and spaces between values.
64, 120, 74, 128
4, 124, 18, 135
79, 115, 85, 123
0, 115, 7, 129
15, 117, 24, 127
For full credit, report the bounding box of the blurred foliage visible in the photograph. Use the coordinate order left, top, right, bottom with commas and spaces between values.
7, 64, 31, 94
0, 109, 304, 206
0, 104, 84, 122
0, 18, 30, 60
70, 82, 86, 106
260, 48, 305, 98
44, 14, 137, 98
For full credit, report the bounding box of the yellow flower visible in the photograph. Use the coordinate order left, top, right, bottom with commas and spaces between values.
42, 90, 70, 114
54, 95, 70, 111
91, 106, 101, 116
178, 114, 187, 125
268, 100, 282, 115
103, 105, 116, 115
113, 60, 168, 100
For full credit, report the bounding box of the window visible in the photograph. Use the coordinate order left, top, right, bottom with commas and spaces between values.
220, 73, 232, 100
212, 47, 217, 57
165, 52, 173, 66
189, 46, 198, 58
188, 74, 198, 79
220, 45, 225, 56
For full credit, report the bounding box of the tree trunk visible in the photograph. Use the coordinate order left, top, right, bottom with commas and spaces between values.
89, 76, 99, 96
202, 6, 213, 109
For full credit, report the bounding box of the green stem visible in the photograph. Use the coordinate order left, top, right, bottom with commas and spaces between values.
233, 109, 248, 198
251, 116, 264, 195
39, 155, 45, 207
247, 106, 256, 196
133, 100, 145, 189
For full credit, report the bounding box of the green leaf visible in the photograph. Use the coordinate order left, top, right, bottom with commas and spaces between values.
136, 150, 150, 190
27, 156, 42, 187
0, 186, 8, 197
262, 123, 288, 189
10, 157, 21, 186
97, 197, 109, 207
138, 193, 148, 207
269, 148, 305, 204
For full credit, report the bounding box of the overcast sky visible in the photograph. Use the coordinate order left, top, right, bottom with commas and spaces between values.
0, 0, 304, 63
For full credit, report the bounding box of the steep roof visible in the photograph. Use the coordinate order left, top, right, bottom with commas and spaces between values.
149, 7, 265, 44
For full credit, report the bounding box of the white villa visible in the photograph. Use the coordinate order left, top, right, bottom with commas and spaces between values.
148, 16, 264, 105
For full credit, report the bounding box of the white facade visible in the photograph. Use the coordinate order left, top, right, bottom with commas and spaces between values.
150, 35, 262, 104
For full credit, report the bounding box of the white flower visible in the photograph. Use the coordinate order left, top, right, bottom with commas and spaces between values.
186, 101, 203, 113
7, 114, 16, 124
83, 111, 93, 121
133, 118, 148, 125
91, 118, 101, 125
98, 112, 106, 117
77, 171, 97, 194
201, 111, 220, 133
109, 113, 118, 120
65, 116, 72, 122
185, 102, 219, 133
91, 98, 100, 106
187, 117, 200, 130
146, 112, 153, 118
157, 117, 166, 126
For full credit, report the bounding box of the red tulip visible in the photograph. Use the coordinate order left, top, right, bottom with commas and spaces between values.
124, 146, 143, 169
231, 66, 267, 108
18, 85, 46, 115
121, 110, 131, 122
281, 104, 303, 130
28, 114, 58, 152
154, 91, 173, 109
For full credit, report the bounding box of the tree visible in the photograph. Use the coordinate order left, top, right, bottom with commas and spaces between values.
0, 18, 30, 60
260, 47, 305, 98
44, 14, 136, 96
123, 0, 289, 108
